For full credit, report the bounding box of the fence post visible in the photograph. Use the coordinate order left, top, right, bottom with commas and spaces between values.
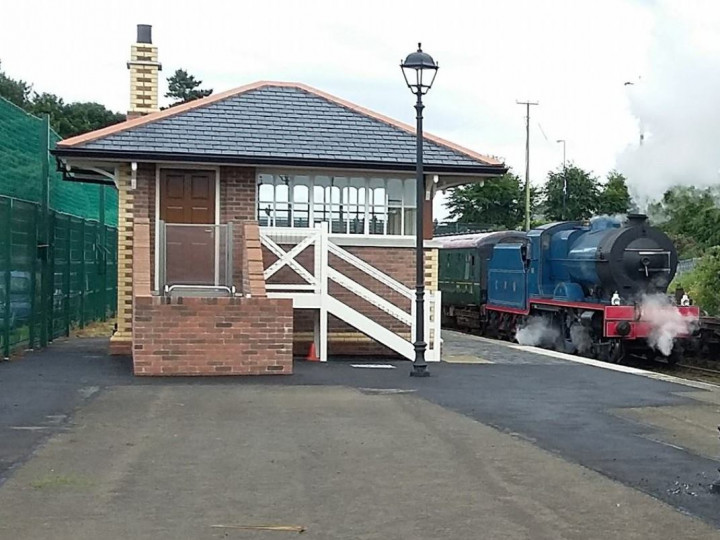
28, 204, 38, 349
99, 187, 107, 321
79, 220, 86, 329
64, 217, 71, 337
2, 199, 11, 359
47, 212, 56, 341
39, 114, 50, 348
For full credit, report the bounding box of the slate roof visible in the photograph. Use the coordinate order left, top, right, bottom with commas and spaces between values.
56, 82, 505, 174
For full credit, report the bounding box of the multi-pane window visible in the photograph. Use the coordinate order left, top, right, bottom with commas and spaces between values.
257, 173, 417, 236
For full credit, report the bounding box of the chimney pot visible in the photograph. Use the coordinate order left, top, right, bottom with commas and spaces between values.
137, 24, 152, 44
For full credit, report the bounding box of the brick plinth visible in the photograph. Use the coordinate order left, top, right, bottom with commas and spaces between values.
133, 296, 293, 376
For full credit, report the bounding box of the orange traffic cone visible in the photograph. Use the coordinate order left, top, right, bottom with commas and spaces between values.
306, 342, 320, 362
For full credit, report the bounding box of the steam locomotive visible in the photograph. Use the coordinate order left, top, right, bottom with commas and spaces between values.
438, 214, 700, 364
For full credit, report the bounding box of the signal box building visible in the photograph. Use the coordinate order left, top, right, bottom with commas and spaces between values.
53, 25, 506, 376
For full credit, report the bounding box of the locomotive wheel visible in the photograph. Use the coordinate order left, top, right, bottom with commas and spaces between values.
598, 339, 625, 364
610, 340, 625, 364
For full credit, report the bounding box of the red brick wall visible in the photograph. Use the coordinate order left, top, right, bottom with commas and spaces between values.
133, 296, 293, 376
220, 166, 257, 288
132, 218, 293, 376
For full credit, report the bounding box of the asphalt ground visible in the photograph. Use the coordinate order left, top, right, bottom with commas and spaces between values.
0, 334, 719, 538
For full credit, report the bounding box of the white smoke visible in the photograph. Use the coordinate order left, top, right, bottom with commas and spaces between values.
616, 2, 720, 204
569, 325, 592, 355
640, 293, 698, 356
516, 317, 560, 348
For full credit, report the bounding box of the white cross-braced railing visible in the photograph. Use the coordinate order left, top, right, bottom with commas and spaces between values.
259, 223, 441, 362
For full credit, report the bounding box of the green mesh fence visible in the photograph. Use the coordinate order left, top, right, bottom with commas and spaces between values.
0, 96, 118, 356
0, 97, 118, 225
0, 196, 117, 356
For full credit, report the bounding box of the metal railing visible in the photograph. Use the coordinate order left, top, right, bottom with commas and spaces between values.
158, 221, 234, 297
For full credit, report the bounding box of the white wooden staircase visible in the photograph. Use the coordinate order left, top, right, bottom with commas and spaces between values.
259, 223, 441, 362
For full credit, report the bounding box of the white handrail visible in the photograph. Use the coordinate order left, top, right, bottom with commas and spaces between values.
259, 223, 441, 362
327, 267, 412, 326
327, 242, 414, 300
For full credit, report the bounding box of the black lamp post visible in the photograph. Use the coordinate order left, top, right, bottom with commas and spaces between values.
401, 43, 438, 378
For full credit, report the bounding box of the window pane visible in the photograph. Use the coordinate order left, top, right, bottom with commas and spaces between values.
259, 183, 274, 203
404, 208, 417, 235
276, 184, 289, 203
387, 207, 402, 235
387, 178, 403, 206
343, 186, 357, 205
404, 178, 417, 207
275, 203, 290, 227
348, 207, 365, 234
293, 184, 309, 203
293, 204, 309, 228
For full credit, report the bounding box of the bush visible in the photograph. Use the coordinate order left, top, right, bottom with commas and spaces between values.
672, 247, 720, 316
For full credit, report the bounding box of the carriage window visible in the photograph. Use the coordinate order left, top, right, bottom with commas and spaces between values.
258, 173, 416, 235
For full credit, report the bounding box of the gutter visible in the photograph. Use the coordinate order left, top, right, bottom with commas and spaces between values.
51, 148, 508, 177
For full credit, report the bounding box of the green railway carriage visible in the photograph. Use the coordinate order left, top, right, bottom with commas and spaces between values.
437, 231, 527, 329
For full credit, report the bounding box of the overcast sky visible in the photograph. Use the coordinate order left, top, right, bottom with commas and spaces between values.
2, 0, 718, 219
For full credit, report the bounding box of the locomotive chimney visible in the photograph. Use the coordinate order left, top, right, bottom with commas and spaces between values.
627, 213, 648, 225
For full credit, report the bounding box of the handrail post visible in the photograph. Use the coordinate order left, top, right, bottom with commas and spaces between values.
226, 222, 233, 292
158, 220, 166, 294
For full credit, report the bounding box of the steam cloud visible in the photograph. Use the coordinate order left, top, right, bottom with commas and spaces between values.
616, 4, 720, 206
516, 317, 559, 348
640, 294, 697, 356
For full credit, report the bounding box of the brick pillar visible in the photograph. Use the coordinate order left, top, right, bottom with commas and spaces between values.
425, 247, 439, 351
425, 248, 438, 291
110, 164, 134, 355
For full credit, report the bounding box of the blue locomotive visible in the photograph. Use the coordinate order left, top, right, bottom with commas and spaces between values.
438, 214, 699, 363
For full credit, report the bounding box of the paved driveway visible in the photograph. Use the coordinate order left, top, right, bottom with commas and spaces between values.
0, 335, 719, 539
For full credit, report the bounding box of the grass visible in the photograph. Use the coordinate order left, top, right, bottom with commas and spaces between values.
30, 473, 94, 490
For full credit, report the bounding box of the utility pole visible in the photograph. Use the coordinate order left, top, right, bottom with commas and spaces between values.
556, 139, 567, 220
517, 100, 538, 231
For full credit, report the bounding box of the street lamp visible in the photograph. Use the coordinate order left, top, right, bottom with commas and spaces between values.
556, 139, 567, 220
401, 43, 438, 378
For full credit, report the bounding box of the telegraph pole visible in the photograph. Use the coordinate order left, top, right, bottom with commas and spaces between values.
517, 100, 538, 231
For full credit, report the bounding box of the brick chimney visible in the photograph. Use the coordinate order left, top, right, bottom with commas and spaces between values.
126, 24, 162, 119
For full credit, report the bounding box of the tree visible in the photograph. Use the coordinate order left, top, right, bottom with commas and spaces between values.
647, 185, 720, 258
597, 171, 632, 215
27, 93, 124, 138
542, 164, 599, 221
0, 60, 31, 108
165, 69, 213, 106
445, 171, 533, 230
1, 63, 123, 138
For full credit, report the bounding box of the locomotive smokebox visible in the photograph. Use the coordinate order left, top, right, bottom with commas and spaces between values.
565, 215, 677, 298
